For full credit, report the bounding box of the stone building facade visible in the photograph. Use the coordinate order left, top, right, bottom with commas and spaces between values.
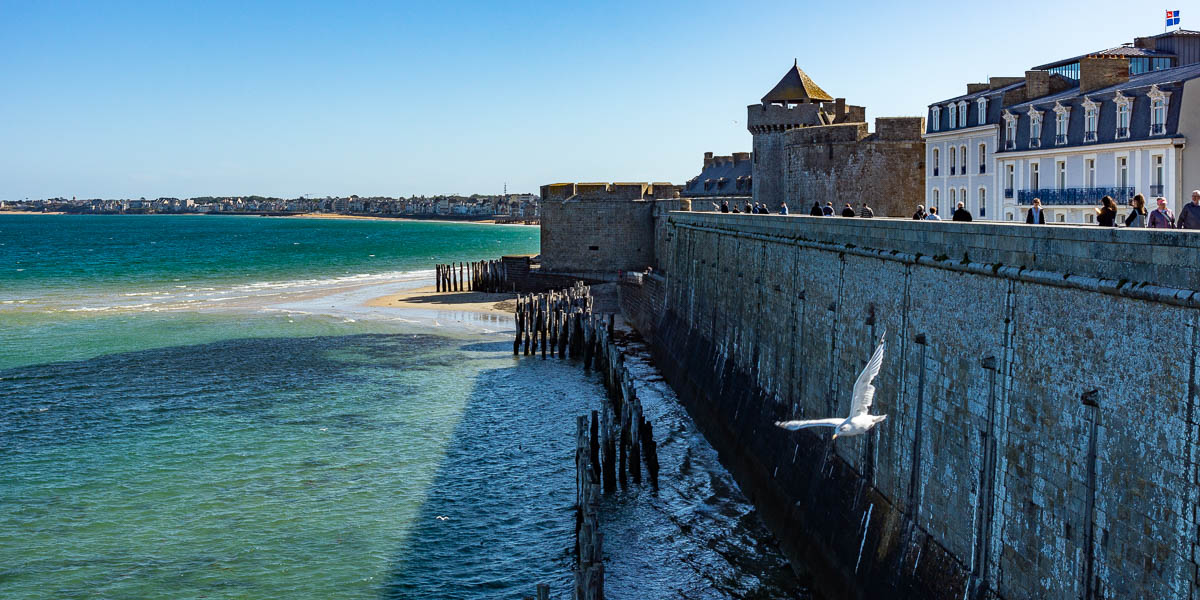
538, 182, 682, 275
749, 62, 925, 216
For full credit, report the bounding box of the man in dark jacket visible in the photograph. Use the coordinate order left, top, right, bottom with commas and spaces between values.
822, 201, 834, 216
952, 202, 973, 222
720, 200, 730, 213
809, 201, 823, 216
840, 203, 856, 217
1025, 198, 1046, 224
1177, 191, 1200, 229
858, 204, 874, 218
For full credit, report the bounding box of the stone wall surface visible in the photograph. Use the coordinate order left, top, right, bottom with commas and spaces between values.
623, 211, 1200, 599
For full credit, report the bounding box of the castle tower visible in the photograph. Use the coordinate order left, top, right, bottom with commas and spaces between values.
747, 61, 835, 208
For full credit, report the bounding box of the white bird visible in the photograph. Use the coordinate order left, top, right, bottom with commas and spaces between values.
776, 330, 888, 440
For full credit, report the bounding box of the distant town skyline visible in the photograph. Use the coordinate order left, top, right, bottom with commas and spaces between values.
0, 0, 1183, 199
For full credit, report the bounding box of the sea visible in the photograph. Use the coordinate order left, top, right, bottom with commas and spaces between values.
0, 214, 807, 599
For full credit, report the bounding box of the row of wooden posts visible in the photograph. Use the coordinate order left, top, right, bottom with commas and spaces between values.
512, 284, 664, 599
435, 259, 509, 293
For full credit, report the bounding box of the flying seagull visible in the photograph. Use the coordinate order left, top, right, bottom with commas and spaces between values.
776, 330, 888, 440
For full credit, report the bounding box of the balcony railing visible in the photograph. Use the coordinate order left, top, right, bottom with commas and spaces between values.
1005, 139, 1016, 150
1084, 131, 1097, 142
1151, 123, 1166, 135
1004, 188, 1014, 199
1055, 134, 1068, 145
1151, 184, 1164, 196
1030, 138, 1041, 149
979, 164, 986, 174
1016, 187, 1136, 206
1116, 127, 1129, 139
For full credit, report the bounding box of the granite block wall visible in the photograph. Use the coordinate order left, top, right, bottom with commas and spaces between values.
625, 212, 1200, 599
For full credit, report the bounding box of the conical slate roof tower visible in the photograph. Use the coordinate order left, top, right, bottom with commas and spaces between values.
760, 59, 833, 104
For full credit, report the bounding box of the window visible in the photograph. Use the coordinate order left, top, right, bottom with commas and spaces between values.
933, 188, 939, 206
1115, 93, 1131, 139
949, 146, 956, 175
978, 188, 986, 218
958, 101, 968, 127
977, 97, 988, 126
1003, 110, 1018, 149
1117, 156, 1128, 190
932, 148, 939, 176
1086, 158, 1095, 188
1057, 213, 1065, 223
1056, 161, 1066, 190
1005, 164, 1014, 197
949, 103, 957, 129
960, 145, 967, 174
1153, 154, 1165, 196
931, 106, 941, 131
1028, 108, 1043, 148
1086, 213, 1094, 223
950, 188, 956, 204
978, 143, 987, 174
1053, 102, 1070, 146
1082, 97, 1099, 142
1149, 85, 1170, 135
1030, 162, 1040, 190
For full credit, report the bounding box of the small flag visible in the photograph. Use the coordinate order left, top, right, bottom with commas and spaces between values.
1167, 10, 1181, 26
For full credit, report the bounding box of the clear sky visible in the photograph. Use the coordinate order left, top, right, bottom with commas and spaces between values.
0, 1, 1184, 199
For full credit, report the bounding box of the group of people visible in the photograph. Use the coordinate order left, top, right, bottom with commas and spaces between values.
911, 203, 974, 222
1024, 191, 1200, 229
712, 200, 779, 214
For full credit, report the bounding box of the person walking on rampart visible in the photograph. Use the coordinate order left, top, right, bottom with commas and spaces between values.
924, 206, 941, 220
840, 203, 855, 217
952, 202, 972, 222
822, 201, 834, 216
1178, 191, 1200, 230
809, 201, 822, 216
720, 200, 730, 213
912, 205, 926, 220
858, 204, 874, 218
744, 202, 753, 214
1025, 198, 1046, 224
780, 202, 789, 215
1094, 196, 1118, 227
1124, 194, 1147, 228
1149, 197, 1176, 229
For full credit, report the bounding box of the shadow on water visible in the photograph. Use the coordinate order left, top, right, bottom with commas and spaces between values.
376, 358, 601, 599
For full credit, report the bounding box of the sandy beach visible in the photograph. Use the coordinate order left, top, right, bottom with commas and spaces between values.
364, 285, 516, 316
288, 213, 516, 225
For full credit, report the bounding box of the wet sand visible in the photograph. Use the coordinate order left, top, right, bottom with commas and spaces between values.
364, 285, 516, 316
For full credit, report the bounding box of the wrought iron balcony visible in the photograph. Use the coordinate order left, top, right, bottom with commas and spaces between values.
1151, 123, 1166, 135
1084, 131, 1097, 142
1016, 187, 1136, 206
1116, 127, 1129, 139
1030, 138, 1041, 149
1151, 184, 1164, 196
979, 164, 986, 174
1004, 188, 1014, 199
1055, 134, 1068, 145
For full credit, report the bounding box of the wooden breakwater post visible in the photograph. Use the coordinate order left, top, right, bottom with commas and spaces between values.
575, 415, 605, 600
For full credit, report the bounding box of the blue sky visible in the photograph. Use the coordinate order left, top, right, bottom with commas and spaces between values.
0, 1, 1185, 199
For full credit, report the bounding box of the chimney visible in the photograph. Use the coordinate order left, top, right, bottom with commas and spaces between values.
967, 83, 990, 94
1080, 57, 1130, 93
1134, 36, 1155, 50
703, 152, 714, 168
834, 98, 847, 123
1025, 71, 1050, 101
989, 76, 1025, 90
732, 152, 750, 165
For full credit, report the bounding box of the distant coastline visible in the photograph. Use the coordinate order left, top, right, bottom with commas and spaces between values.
0, 209, 538, 225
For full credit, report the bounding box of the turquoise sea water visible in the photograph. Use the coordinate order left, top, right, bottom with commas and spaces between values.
0, 215, 594, 599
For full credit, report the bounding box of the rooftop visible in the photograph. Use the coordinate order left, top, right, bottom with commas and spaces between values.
1004, 61, 1200, 111
1033, 44, 1177, 70
761, 60, 833, 104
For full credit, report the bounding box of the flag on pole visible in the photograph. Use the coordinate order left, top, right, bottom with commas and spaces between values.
1167, 10, 1181, 26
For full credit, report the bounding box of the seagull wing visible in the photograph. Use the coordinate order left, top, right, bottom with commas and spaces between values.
850, 331, 886, 418
775, 418, 844, 430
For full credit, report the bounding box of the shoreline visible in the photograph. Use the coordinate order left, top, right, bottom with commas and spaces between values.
363, 285, 515, 316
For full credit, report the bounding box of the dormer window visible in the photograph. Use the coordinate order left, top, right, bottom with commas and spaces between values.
1002, 110, 1018, 150
1114, 92, 1131, 139
977, 97, 988, 125
948, 103, 957, 128
1053, 102, 1071, 146
931, 106, 941, 131
1149, 84, 1170, 136
1082, 96, 1099, 143
1027, 107, 1043, 149
957, 101, 968, 127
